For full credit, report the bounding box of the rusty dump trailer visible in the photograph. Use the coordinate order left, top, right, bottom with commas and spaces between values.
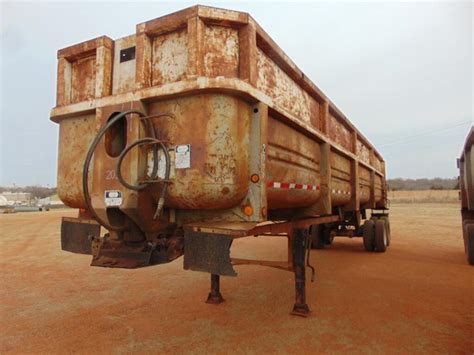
459, 127, 474, 265
52, 5, 389, 316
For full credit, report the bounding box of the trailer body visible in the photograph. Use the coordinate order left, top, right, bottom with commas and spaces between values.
459, 127, 474, 265
51, 6, 389, 315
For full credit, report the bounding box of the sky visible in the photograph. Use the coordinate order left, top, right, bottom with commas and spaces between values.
0, 0, 472, 186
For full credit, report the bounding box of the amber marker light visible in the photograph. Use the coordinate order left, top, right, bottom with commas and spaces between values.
243, 205, 254, 216
250, 174, 260, 183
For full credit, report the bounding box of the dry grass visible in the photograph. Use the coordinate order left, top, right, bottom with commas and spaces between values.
388, 189, 459, 204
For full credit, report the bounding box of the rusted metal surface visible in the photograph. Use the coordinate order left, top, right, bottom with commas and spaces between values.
256, 48, 321, 128
356, 139, 371, 165
57, 113, 97, 209
206, 274, 225, 304
112, 35, 137, 95
51, 2, 389, 239
51, 5, 389, 314
204, 26, 239, 78
71, 55, 96, 103
152, 29, 188, 85
291, 228, 311, 317
183, 215, 340, 238
328, 111, 352, 152
358, 165, 371, 205
56, 36, 113, 106
266, 115, 321, 208
147, 94, 250, 210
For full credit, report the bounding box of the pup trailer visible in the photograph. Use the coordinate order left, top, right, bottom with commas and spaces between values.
52, 5, 390, 316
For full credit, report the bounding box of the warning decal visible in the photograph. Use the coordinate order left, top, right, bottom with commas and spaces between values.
175, 144, 191, 169
104, 190, 123, 207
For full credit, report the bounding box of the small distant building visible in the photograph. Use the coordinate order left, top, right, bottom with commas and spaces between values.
0, 192, 33, 206
0, 195, 8, 207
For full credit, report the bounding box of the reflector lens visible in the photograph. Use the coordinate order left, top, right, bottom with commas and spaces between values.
250, 174, 260, 183
243, 205, 253, 216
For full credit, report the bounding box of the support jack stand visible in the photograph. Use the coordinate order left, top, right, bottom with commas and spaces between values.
206, 274, 225, 304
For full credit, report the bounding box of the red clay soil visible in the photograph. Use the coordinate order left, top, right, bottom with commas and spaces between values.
0, 203, 472, 353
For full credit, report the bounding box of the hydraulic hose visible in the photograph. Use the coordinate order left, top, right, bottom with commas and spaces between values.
115, 137, 171, 219
82, 110, 170, 231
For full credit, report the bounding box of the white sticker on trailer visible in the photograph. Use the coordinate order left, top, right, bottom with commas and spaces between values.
175, 144, 191, 169
104, 190, 123, 207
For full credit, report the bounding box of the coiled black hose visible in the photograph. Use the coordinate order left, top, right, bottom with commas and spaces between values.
82, 110, 170, 231
115, 137, 170, 219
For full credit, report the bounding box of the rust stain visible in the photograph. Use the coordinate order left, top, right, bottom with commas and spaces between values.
152, 28, 188, 85
112, 35, 137, 95
266, 116, 321, 208
221, 187, 230, 195
256, 48, 321, 127
357, 140, 371, 164
328, 112, 352, 152
146, 94, 250, 210
204, 25, 239, 78
57, 113, 97, 209
71, 55, 96, 103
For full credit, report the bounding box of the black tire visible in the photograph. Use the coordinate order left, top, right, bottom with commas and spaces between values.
363, 220, 375, 251
463, 222, 474, 265
381, 216, 391, 246
323, 225, 334, 245
325, 232, 335, 245
374, 219, 387, 252
311, 225, 325, 249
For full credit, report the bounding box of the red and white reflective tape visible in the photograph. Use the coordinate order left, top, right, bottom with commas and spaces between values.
267, 181, 320, 191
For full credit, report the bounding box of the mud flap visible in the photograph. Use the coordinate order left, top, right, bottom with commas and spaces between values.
61, 217, 100, 255
183, 231, 237, 276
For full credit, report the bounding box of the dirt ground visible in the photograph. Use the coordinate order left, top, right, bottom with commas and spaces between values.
0, 203, 472, 354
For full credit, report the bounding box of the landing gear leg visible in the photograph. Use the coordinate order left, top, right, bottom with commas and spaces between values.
291, 228, 311, 317
206, 274, 225, 304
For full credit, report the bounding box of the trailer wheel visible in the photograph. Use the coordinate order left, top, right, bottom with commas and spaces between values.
324, 231, 335, 245
380, 216, 391, 246
374, 219, 387, 252
310, 225, 325, 249
363, 220, 375, 251
463, 221, 474, 265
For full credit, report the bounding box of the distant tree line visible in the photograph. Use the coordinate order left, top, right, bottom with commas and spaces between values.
0, 186, 57, 199
0, 179, 460, 196
388, 178, 459, 191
